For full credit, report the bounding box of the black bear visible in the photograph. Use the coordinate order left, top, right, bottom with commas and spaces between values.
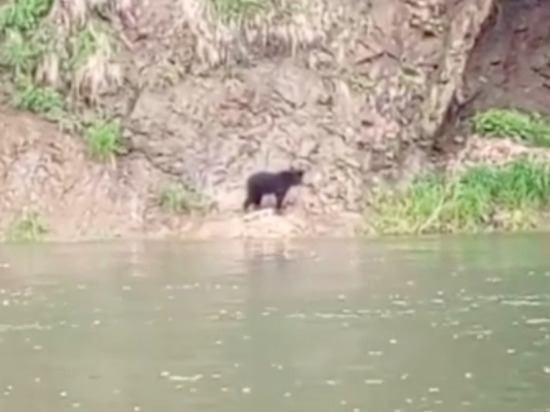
243, 168, 305, 213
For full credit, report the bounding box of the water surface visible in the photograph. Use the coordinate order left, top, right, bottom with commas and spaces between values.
0, 234, 549, 411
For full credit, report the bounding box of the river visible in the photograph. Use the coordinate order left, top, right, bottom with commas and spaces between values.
0, 234, 549, 411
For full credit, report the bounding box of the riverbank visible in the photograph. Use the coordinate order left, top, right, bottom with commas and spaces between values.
2, 0, 550, 242
2, 106, 550, 242
365, 139, 550, 237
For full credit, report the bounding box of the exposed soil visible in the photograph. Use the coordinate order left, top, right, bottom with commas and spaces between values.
464, 0, 550, 113
0, 106, 361, 241
2, 0, 550, 241
437, 0, 550, 150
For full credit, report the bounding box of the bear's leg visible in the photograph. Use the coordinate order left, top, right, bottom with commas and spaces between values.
243, 191, 262, 212
274, 188, 289, 214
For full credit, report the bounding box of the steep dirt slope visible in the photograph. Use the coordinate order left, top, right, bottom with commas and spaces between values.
119, 0, 494, 214
438, 0, 550, 150
464, 0, 550, 114
0, 0, 512, 240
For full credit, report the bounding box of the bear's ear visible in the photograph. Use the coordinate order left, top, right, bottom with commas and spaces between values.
295, 169, 305, 181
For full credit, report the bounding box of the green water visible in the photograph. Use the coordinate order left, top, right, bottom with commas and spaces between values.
0, 234, 549, 411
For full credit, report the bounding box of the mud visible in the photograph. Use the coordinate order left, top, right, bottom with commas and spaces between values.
1, 0, 550, 241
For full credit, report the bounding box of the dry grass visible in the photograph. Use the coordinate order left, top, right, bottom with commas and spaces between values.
0, 0, 125, 106
0, 0, 130, 160
69, 23, 122, 105
44, 1, 124, 104
178, 0, 360, 68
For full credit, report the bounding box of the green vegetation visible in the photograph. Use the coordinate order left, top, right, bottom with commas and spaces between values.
83, 118, 121, 160
472, 108, 550, 147
0, 0, 122, 161
12, 75, 64, 114
157, 184, 204, 214
6, 211, 47, 242
366, 156, 550, 235
208, 0, 270, 22
0, 0, 50, 32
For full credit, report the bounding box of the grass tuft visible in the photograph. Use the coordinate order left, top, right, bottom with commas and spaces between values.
6, 211, 48, 242
157, 184, 204, 214
472, 108, 550, 147
367, 156, 550, 235
0, 0, 51, 33
179, 0, 346, 68
83, 118, 121, 160
1, 29, 39, 75
208, 0, 269, 22
12, 74, 64, 114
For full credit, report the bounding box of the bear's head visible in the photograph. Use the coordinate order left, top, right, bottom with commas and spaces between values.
280, 168, 305, 186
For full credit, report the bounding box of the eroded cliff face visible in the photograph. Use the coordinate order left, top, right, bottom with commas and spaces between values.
465, 0, 550, 112
0, 0, 499, 240
122, 0, 495, 212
